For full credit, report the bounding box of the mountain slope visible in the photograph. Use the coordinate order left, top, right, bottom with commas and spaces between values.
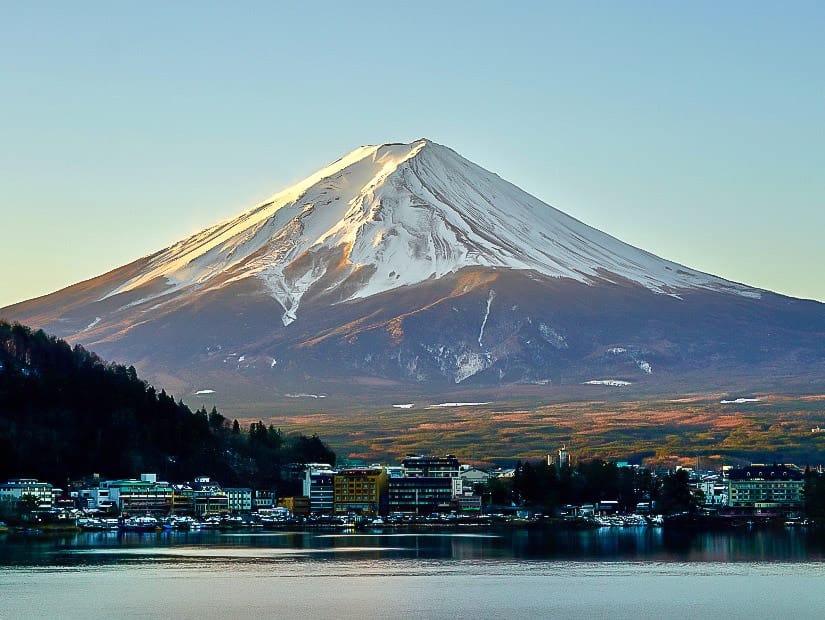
2, 139, 824, 409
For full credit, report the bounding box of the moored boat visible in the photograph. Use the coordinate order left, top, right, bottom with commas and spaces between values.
121, 515, 161, 532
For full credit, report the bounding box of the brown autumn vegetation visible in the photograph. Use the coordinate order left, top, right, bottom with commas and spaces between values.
251, 393, 825, 468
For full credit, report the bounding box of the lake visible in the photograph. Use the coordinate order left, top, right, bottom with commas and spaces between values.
2, 527, 825, 619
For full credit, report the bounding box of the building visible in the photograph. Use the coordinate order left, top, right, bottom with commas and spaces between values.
170, 485, 195, 514
333, 467, 388, 516
557, 446, 570, 468
76, 484, 113, 511
384, 466, 404, 478
460, 467, 491, 491
726, 465, 804, 512
224, 488, 253, 513
402, 455, 460, 478
106, 474, 173, 513
451, 493, 482, 514
278, 496, 310, 517
191, 477, 229, 516
0, 479, 54, 509
402, 455, 462, 496
698, 477, 728, 506
303, 465, 336, 515
253, 489, 276, 510
71, 474, 113, 511
387, 477, 453, 515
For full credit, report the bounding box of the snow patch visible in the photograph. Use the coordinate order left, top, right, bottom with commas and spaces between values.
392, 403, 415, 409
84, 317, 102, 331
538, 323, 568, 350
637, 360, 652, 374
285, 393, 327, 399
428, 402, 491, 408
270, 358, 277, 368
478, 289, 495, 347
194, 389, 216, 395
720, 398, 761, 404
584, 380, 632, 386
453, 351, 492, 383
608, 347, 626, 354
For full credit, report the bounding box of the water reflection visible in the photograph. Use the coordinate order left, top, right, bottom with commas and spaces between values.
2, 527, 825, 567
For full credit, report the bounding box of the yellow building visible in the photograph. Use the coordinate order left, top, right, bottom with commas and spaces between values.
333, 468, 388, 516
278, 496, 310, 517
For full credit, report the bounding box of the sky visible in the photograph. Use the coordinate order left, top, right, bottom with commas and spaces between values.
1, 1, 823, 308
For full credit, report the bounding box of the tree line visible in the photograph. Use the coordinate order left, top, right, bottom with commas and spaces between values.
484, 459, 698, 515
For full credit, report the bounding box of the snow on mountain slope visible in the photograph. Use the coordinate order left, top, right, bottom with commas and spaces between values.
102, 139, 759, 325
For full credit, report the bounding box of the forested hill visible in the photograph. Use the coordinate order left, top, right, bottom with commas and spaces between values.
0, 321, 335, 487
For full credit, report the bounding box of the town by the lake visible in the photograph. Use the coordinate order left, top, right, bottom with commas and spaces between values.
3, 447, 824, 535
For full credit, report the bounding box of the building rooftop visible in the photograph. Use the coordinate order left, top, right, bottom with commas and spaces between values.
727, 465, 804, 481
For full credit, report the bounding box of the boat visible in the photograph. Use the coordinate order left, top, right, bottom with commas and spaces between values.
78, 518, 119, 531
163, 515, 197, 531
121, 515, 161, 532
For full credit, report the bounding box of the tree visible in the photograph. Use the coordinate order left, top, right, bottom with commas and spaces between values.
804, 467, 825, 520
16, 494, 41, 520
484, 477, 513, 507
208, 406, 226, 431
658, 469, 694, 515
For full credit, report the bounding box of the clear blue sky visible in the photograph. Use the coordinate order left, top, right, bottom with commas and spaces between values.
2, 1, 823, 307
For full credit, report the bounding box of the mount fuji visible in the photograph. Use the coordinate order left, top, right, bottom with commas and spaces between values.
4, 139, 825, 409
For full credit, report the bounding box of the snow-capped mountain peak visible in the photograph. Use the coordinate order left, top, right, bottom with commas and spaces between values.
102, 139, 758, 325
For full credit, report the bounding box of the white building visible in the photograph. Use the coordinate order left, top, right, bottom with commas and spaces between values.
77, 485, 112, 510
699, 479, 728, 506
402, 455, 462, 497
727, 465, 804, 511
0, 478, 54, 509
107, 476, 173, 512
303, 464, 336, 515
253, 489, 275, 509
224, 488, 253, 513
460, 467, 491, 491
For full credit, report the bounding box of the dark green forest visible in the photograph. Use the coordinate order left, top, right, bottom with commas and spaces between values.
485, 459, 697, 515
0, 321, 335, 490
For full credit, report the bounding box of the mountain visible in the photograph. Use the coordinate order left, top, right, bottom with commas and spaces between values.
3, 139, 825, 411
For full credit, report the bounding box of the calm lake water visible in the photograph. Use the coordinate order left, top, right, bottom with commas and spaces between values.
3, 528, 825, 619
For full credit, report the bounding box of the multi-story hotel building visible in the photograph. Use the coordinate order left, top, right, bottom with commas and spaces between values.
387, 477, 453, 515
106, 474, 173, 513
0, 478, 54, 509
402, 455, 462, 496
303, 464, 336, 515
727, 464, 804, 512
333, 467, 388, 516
